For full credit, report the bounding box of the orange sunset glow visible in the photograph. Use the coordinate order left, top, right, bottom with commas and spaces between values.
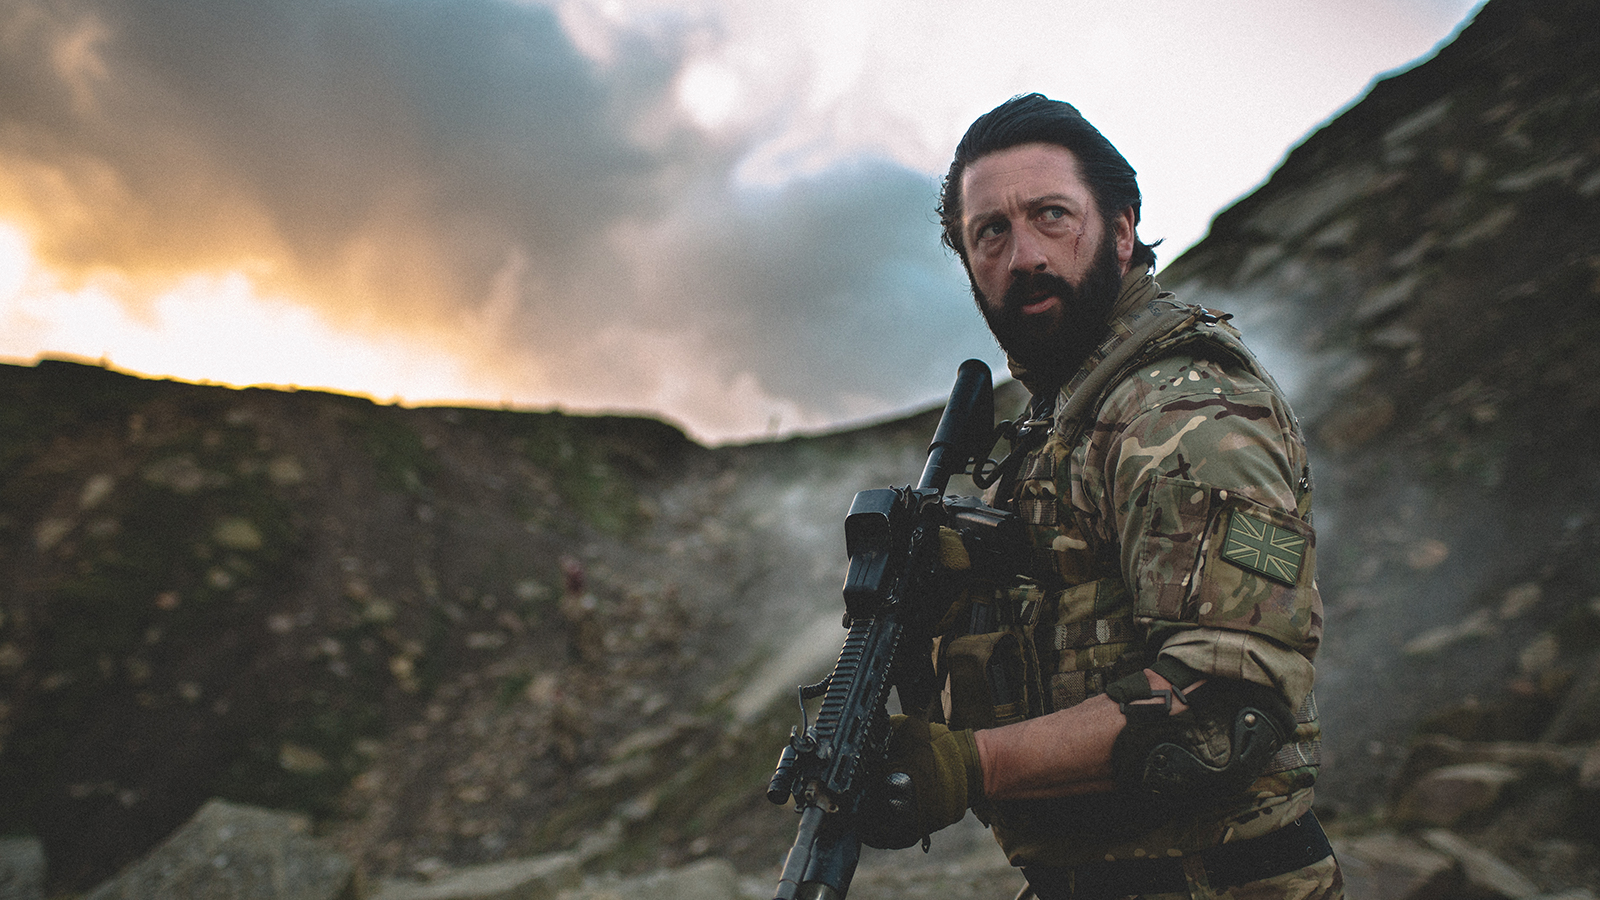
0, 220, 497, 408
0, 0, 1484, 443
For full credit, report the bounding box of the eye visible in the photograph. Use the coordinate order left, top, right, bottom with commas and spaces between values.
1038, 205, 1068, 222
975, 219, 1007, 242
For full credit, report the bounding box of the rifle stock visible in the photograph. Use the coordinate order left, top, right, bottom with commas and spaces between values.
767, 359, 996, 900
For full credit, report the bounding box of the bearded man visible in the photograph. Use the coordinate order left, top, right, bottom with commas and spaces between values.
859, 93, 1343, 900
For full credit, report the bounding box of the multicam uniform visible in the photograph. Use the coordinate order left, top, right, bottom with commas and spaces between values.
932, 269, 1339, 898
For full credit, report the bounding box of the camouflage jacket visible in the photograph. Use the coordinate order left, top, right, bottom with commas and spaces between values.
934, 268, 1324, 867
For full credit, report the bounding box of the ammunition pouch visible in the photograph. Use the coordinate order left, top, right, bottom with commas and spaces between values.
936, 625, 1039, 731
933, 576, 1149, 729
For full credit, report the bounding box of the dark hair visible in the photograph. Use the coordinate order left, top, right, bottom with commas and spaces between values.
939, 93, 1158, 271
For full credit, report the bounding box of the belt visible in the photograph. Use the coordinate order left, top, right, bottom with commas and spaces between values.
1022, 811, 1333, 900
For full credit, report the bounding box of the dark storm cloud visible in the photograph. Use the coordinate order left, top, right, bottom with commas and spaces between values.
1, 0, 700, 310
0, 0, 999, 439
653, 159, 999, 423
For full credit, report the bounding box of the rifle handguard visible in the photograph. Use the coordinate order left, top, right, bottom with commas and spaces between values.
769, 360, 997, 900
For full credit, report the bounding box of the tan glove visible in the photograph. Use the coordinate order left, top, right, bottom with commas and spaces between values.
937, 525, 973, 570
858, 715, 984, 850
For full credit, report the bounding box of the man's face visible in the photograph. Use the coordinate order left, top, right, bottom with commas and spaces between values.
958, 142, 1133, 375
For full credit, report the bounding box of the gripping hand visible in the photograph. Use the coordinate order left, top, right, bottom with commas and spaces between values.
858, 715, 984, 850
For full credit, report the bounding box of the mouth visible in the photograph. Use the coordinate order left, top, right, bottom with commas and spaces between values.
992, 271, 1073, 321
1019, 293, 1059, 316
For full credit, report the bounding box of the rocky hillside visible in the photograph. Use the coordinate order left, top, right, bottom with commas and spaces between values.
1160, 0, 1600, 813
3, 0, 1600, 896
0, 352, 997, 892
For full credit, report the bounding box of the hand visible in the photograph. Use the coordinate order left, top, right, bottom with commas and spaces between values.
858, 715, 984, 850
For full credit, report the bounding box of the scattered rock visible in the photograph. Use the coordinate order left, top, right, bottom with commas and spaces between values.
1333, 832, 1458, 900
1395, 735, 1585, 785
1420, 829, 1543, 900
0, 837, 44, 900
1580, 745, 1600, 792
1393, 762, 1522, 828
1356, 273, 1424, 326
555, 858, 743, 900
370, 853, 582, 900
1542, 652, 1600, 744
1403, 608, 1497, 656
84, 800, 354, 900
1315, 391, 1396, 450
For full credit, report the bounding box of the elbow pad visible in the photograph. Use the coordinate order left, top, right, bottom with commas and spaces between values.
1109, 678, 1295, 811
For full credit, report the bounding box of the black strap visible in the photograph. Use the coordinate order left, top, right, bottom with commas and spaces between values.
1204, 810, 1334, 887
976, 390, 1055, 494
1150, 656, 1204, 692
1022, 810, 1333, 899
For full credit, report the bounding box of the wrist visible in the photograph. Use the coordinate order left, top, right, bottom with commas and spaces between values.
973, 726, 995, 800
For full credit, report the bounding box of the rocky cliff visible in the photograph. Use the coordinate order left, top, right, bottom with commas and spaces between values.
0, 353, 985, 891
2, 0, 1599, 896
1159, 0, 1600, 814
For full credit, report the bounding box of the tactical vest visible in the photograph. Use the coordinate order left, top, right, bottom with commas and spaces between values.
931, 299, 1323, 864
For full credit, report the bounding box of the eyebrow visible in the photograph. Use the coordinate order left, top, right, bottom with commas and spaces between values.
1022, 193, 1083, 213
966, 193, 1084, 234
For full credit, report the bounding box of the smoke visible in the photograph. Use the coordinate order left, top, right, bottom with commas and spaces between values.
0, 0, 998, 441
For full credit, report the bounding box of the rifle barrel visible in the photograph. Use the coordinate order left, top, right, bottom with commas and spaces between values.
775, 805, 826, 900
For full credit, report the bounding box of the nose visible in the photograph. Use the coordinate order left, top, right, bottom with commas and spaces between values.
1009, 225, 1048, 275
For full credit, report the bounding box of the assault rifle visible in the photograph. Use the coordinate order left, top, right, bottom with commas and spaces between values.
765, 358, 1008, 900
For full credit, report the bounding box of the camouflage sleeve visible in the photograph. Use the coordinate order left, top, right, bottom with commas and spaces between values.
1086, 348, 1322, 707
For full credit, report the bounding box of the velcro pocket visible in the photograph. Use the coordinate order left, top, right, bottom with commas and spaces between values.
1130, 475, 1212, 622
1196, 500, 1318, 649
1132, 475, 1319, 650
939, 628, 1036, 730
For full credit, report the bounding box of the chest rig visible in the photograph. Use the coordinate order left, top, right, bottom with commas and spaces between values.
932, 300, 1281, 730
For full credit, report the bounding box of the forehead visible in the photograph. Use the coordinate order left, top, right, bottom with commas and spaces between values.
960, 142, 1092, 219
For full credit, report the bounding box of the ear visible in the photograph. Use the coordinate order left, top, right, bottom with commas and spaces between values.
1113, 206, 1137, 274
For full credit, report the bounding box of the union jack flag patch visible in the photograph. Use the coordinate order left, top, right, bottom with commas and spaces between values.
1221, 510, 1306, 586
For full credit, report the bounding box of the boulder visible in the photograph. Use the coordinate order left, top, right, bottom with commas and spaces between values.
1333, 832, 1459, 900
1392, 761, 1521, 828
369, 853, 582, 900
0, 837, 45, 900
1420, 830, 1542, 900
85, 800, 354, 900
556, 858, 744, 900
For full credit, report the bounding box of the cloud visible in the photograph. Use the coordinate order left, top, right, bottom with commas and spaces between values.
635, 159, 996, 424
0, 0, 1484, 441
3, 0, 691, 304
0, 0, 1003, 441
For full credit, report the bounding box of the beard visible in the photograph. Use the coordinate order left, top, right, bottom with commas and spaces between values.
974, 224, 1125, 385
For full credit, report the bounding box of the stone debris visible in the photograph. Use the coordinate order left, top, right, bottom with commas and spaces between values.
1392, 761, 1522, 828
1420, 829, 1543, 900
0, 837, 45, 900
370, 853, 582, 900
84, 800, 353, 900
555, 858, 744, 900
1332, 832, 1457, 900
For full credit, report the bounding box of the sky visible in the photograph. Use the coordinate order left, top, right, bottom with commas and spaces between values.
0, 0, 1485, 444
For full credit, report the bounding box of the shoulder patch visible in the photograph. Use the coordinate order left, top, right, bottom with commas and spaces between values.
1221, 509, 1305, 586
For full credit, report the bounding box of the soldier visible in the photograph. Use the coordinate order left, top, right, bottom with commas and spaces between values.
858, 94, 1342, 899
